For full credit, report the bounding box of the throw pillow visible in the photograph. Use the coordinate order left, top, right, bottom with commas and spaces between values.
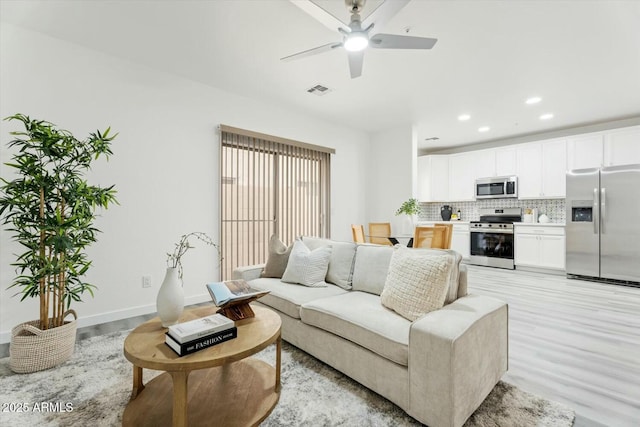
282, 239, 332, 287
402, 247, 462, 304
302, 236, 356, 290
261, 235, 292, 278
380, 246, 453, 321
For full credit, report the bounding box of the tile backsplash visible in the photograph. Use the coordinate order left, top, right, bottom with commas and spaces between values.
420, 199, 566, 223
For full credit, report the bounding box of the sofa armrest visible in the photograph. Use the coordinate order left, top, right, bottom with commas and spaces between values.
232, 264, 265, 281
407, 294, 508, 427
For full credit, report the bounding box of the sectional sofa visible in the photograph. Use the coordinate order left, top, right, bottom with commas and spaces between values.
233, 236, 508, 427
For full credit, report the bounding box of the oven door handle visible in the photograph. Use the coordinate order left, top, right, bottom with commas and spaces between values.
470, 229, 514, 234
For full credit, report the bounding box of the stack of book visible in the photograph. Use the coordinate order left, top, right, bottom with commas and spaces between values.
165, 313, 236, 356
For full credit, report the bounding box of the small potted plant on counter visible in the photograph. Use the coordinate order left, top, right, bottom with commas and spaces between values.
395, 198, 421, 234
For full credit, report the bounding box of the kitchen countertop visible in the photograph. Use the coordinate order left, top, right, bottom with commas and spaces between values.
513, 222, 565, 227
418, 220, 470, 224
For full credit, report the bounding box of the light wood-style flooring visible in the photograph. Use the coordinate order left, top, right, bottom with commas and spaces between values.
466, 265, 640, 427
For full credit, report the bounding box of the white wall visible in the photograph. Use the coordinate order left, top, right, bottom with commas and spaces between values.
366, 125, 417, 234
0, 24, 369, 342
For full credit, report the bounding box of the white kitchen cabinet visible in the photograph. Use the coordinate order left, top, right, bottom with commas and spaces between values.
567, 133, 603, 170
495, 146, 517, 176
541, 139, 567, 197
451, 223, 470, 260
474, 149, 496, 179
604, 125, 640, 166
515, 225, 565, 270
448, 153, 476, 201
418, 155, 449, 202
516, 143, 542, 198
516, 139, 566, 198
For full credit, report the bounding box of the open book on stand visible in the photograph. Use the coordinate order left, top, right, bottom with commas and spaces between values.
206, 280, 270, 320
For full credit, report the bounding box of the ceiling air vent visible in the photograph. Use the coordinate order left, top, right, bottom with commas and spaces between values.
307, 84, 332, 96
424, 137, 440, 141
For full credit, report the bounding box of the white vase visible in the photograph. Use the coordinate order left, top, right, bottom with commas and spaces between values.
400, 214, 415, 235
156, 267, 184, 327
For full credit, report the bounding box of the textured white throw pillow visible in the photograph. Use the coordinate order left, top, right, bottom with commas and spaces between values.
282, 240, 332, 287
380, 246, 453, 321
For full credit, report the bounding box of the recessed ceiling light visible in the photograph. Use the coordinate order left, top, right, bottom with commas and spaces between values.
540, 113, 554, 120
478, 126, 490, 132
525, 97, 542, 105
458, 114, 471, 121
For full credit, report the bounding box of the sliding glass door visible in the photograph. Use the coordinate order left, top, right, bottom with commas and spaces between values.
220, 126, 332, 279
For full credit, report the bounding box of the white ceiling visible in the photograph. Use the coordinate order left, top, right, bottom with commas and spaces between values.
2, 0, 640, 151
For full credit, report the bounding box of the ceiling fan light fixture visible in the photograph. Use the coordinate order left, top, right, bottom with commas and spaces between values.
344, 32, 369, 52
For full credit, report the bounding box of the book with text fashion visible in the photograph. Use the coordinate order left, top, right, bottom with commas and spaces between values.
167, 313, 234, 344
165, 327, 237, 356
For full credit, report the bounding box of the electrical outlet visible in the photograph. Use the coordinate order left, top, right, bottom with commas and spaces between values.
142, 275, 152, 288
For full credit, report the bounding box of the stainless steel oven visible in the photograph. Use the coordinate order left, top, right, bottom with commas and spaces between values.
469, 208, 521, 269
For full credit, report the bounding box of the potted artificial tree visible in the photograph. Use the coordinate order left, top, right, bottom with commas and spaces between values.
0, 114, 117, 373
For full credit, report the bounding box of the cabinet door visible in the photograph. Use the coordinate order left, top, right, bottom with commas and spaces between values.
567, 133, 603, 170
541, 139, 567, 197
417, 156, 430, 202
418, 155, 449, 202
539, 235, 566, 270
516, 143, 543, 198
449, 153, 475, 201
474, 149, 496, 179
604, 126, 640, 166
515, 234, 539, 266
495, 147, 517, 176
430, 155, 450, 201
451, 230, 470, 259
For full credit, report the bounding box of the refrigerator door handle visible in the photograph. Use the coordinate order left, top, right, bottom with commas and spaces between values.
601, 187, 606, 234
593, 188, 599, 234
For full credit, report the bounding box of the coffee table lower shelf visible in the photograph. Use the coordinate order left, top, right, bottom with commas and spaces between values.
122, 358, 280, 427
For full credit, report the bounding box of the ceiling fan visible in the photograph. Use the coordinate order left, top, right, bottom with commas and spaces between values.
282, 0, 438, 79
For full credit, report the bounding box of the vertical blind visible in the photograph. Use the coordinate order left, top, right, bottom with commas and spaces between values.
220, 125, 333, 279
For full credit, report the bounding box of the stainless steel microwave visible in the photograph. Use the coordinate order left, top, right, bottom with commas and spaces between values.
475, 176, 518, 199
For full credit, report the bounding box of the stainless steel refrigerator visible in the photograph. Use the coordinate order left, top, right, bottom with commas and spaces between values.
566, 164, 640, 283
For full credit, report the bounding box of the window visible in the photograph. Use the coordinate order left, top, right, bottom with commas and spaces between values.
220, 125, 333, 279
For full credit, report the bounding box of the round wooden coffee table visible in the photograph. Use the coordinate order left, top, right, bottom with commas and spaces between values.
122, 304, 281, 427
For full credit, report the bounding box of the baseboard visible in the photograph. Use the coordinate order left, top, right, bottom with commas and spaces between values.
515, 265, 566, 276
0, 293, 212, 345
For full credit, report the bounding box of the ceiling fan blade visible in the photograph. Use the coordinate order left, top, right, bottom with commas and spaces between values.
370, 33, 438, 50
281, 42, 342, 62
362, 0, 410, 32
348, 50, 364, 79
289, 0, 350, 33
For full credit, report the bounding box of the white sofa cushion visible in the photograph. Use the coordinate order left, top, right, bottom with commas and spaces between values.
282, 240, 331, 287
351, 245, 394, 295
302, 236, 357, 290
300, 291, 411, 366
247, 278, 348, 319
381, 247, 454, 321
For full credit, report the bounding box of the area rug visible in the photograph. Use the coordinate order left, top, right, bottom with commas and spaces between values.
0, 329, 575, 426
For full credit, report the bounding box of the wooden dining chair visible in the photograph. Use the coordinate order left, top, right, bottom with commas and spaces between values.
434, 223, 453, 249
368, 222, 392, 246
413, 226, 448, 249
351, 224, 366, 243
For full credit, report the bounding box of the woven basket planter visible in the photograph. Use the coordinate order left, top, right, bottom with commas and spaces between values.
9, 309, 78, 374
